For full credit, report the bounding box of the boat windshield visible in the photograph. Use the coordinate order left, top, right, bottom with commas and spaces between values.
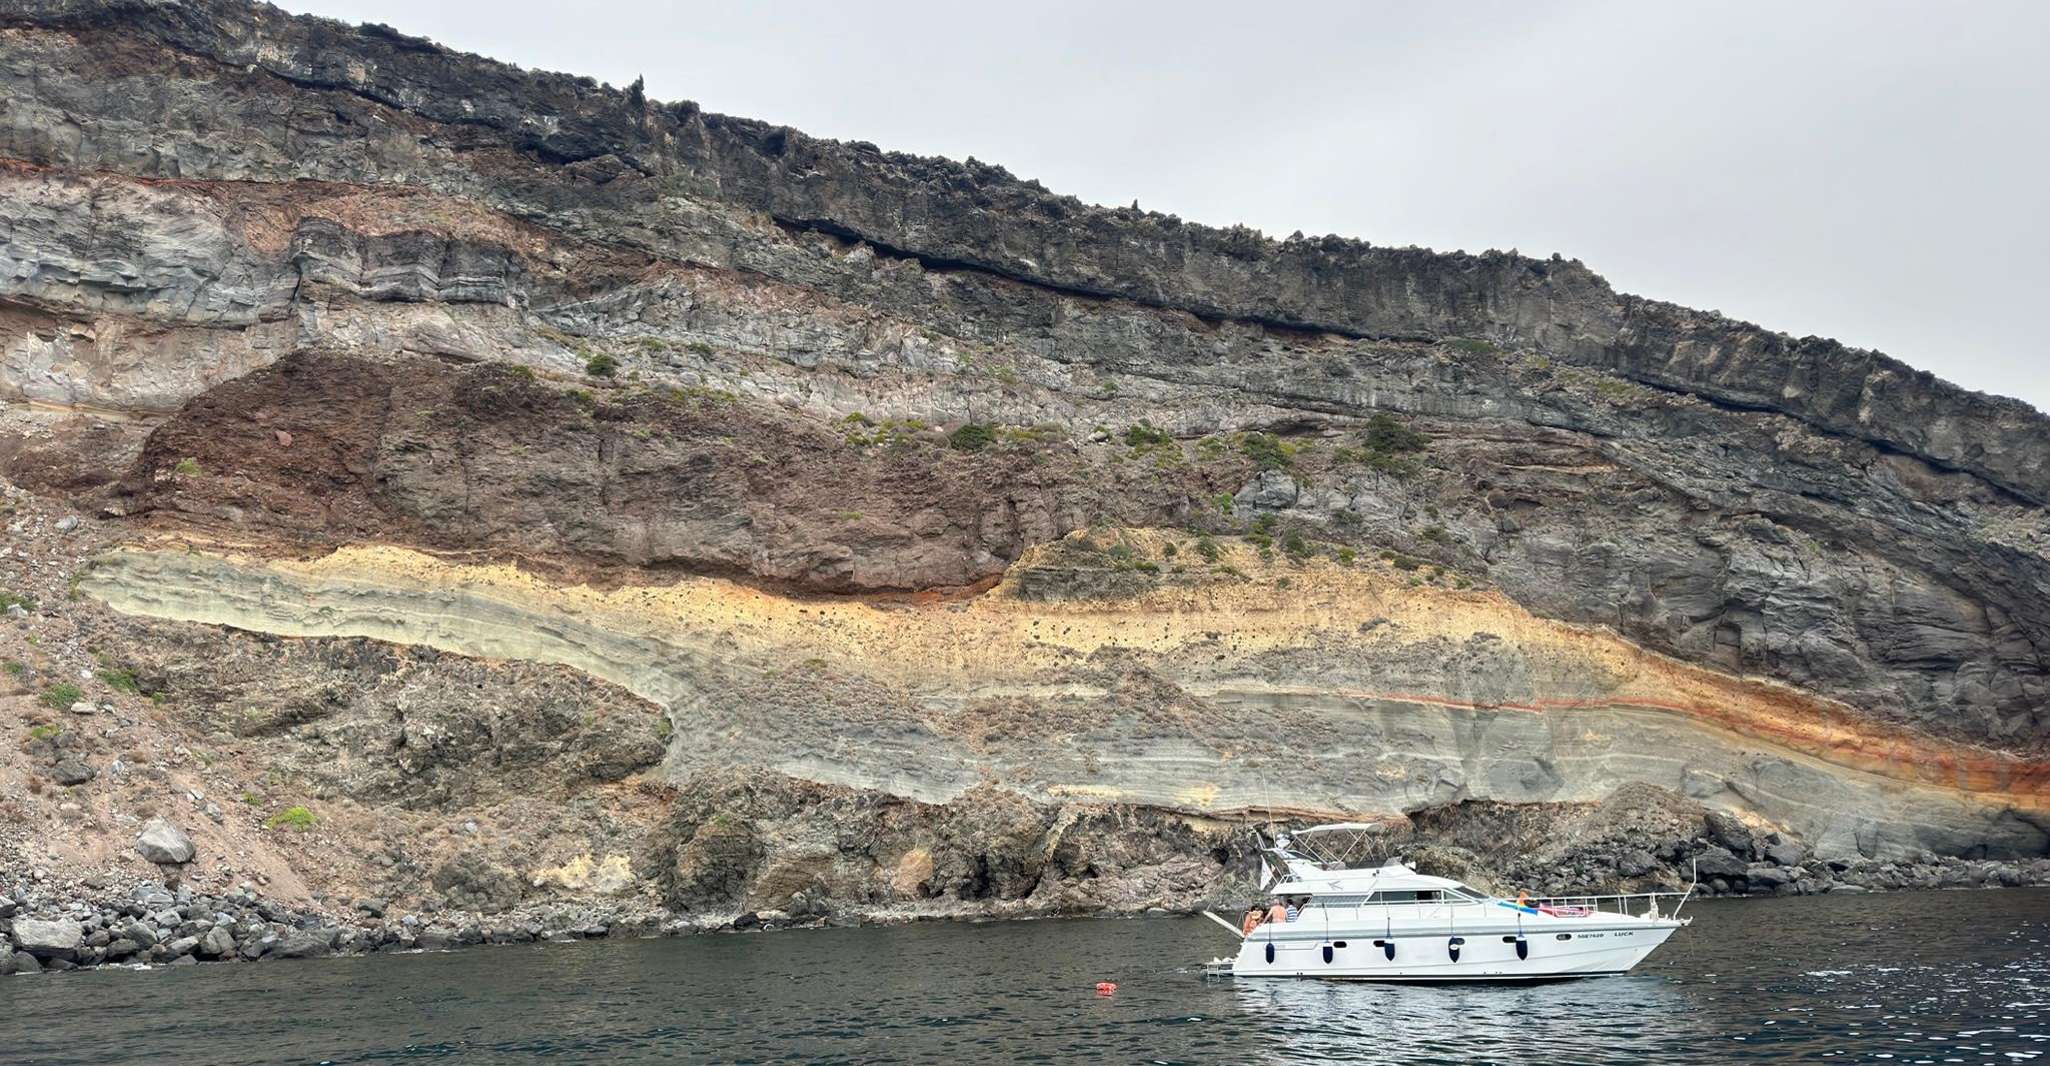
1362, 886, 1491, 904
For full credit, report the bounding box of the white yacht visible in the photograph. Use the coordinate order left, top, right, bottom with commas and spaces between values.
1205, 824, 1693, 982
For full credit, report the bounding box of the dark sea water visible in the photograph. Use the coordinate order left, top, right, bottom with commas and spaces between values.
5, 890, 2049, 1064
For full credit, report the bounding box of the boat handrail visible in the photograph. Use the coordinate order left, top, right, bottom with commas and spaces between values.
1304, 889, 1693, 919
1495, 890, 1694, 920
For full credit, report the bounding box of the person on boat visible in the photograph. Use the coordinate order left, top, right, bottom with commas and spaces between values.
1284, 897, 1302, 922
1239, 905, 1264, 935
1265, 897, 1288, 925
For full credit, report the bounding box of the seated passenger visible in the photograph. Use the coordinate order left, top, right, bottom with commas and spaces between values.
1240, 906, 1264, 935
1284, 898, 1302, 922
1265, 898, 1288, 925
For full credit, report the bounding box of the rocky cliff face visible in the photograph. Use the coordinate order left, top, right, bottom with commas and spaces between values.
1, 0, 2047, 944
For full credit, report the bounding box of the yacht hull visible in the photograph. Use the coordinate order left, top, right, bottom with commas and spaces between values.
1226, 921, 1680, 982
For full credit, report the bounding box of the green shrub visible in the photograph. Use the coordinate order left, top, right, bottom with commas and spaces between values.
1194, 537, 1221, 563
1336, 548, 1356, 564
1245, 531, 1272, 550
1363, 413, 1428, 454
264, 806, 318, 831
39, 682, 82, 710
1123, 421, 1172, 447
2, 659, 23, 677
27, 724, 60, 741
1162, 542, 1179, 559
1283, 533, 1311, 558
1251, 514, 1278, 536
1211, 494, 1235, 515
98, 668, 140, 695
585, 352, 619, 378
172, 457, 203, 476
1239, 432, 1292, 470
0, 590, 34, 613
508, 364, 537, 382
1420, 525, 1450, 544
1446, 337, 1498, 356
948, 423, 997, 452
1391, 555, 1422, 572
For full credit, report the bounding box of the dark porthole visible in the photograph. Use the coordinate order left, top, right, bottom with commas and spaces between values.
1556, 933, 1572, 940
1333, 941, 1348, 948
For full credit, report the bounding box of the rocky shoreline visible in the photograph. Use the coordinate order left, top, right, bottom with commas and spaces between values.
9, 803, 2050, 978
8, 866, 2049, 979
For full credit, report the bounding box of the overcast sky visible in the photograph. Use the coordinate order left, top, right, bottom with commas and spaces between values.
284, 0, 2049, 410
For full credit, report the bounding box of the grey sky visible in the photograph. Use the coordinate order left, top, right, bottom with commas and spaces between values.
284, 0, 2050, 410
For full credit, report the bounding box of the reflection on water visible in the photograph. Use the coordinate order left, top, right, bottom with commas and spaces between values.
1235, 972, 1707, 1064
2, 890, 2046, 1064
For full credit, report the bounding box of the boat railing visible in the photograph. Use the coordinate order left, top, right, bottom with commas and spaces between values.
1302, 890, 1693, 923
1517, 891, 1693, 920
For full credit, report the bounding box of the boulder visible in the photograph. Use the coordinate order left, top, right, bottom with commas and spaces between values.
1615, 850, 1657, 878
416, 926, 456, 951
10, 951, 42, 974
272, 930, 330, 959
136, 818, 197, 865
163, 935, 199, 959
51, 760, 96, 787
120, 920, 158, 948
103, 938, 142, 961
1765, 841, 1809, 867
10, 918, 83, 959
1746, 863, 1793, 887
1704, 812, 1756, 857
1692, 846, 1749, 879
198, 926, 235, 959
1233, 469, 1300, 512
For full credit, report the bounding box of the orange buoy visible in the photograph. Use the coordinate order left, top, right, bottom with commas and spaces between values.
1094, 981, 1117, 996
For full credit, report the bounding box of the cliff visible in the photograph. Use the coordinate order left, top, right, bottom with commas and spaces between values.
1, 0, 2046, 959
